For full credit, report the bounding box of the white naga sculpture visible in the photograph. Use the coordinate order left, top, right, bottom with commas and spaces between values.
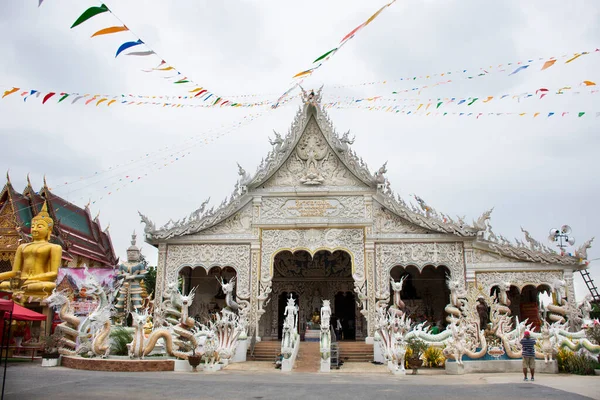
375, 303, 411, 374
129, 309, 178, 359
444, 276, 467, 323
354, 282, 368, 317
44, 289, 80, 355
389, 276, 407, 317
547, 280, 568, 323
578, 294, 593, 324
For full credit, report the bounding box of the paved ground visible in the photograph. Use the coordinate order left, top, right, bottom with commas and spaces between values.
2, 362, 599, 400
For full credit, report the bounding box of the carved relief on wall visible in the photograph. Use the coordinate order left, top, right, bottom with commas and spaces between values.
475, 270, 563, 293
372, 202, 429, 234
260, 196, 365, 221
261, 228, 365, 283
165, 244, 251, 298
200, 204, 253, 235
376, 242, 465, 297
262, 118, 365, 188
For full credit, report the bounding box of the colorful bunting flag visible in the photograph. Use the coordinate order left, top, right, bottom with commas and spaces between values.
71, 4, 109, 29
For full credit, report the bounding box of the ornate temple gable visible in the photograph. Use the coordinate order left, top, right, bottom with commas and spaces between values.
475, 270, 562, 293
375, 242, 465, 297
246, 89, 376, 190
260, 228, 365, 284
469, 248, 526, 264
142, 191, 253, 241
371, 200, 429, 234
472, 236, 584, 267
195, 203, 253, 236
259, 196, 367, 224
261, 116, 367, 188
374, 192, 482, 237
165, 244, 251, 298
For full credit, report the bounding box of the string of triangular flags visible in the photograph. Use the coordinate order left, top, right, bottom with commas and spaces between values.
0, 85, 292, 109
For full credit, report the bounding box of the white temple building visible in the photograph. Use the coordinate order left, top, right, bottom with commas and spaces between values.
140, 88, 593, 342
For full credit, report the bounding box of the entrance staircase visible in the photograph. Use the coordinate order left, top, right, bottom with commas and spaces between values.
338, 342, 373, 363
248, 340, 280, 362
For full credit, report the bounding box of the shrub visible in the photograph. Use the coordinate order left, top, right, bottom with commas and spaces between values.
423, 346, 445, 367
556, 348, 596, 375
406, 337, 428, 359
110, 327, 133, 356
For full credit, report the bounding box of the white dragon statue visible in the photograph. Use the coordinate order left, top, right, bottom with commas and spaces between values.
43, 289, 80, 355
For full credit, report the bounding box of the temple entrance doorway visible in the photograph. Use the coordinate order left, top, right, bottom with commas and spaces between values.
334, 291, 356, 340
260, 249, 363, 340
389, 265, 450, 329
178, 265, 236, 323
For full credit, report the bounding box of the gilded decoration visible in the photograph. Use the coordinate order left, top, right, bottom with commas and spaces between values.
260, 228, 365, 283
259, 196, 365, 222
262, 117, 365, 188
165, 244, 251, 298
475, 270, 563, 293
375, 242, 466, 297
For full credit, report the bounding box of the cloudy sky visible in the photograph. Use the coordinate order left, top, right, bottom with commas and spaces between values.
1, 0, 599, 300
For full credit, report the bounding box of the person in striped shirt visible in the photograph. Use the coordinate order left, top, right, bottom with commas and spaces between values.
520, 330, 536, 381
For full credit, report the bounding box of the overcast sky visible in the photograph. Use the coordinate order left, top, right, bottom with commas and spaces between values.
1, 0, 598, 300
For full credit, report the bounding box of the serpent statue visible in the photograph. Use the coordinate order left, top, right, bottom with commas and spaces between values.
129, 309, 180, 359
444, 277, 467, 323
44, 289, 80, 355
88, 308, 112, 358
547, 279, 568, 324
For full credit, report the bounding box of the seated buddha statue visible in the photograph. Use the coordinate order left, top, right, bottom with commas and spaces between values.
0, 202, 62, 303
310, 309, 320, 327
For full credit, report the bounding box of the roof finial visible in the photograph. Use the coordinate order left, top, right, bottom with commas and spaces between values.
85, 198, 91, 209
6, 170, 11, 185
131, 230, 137, 246
94, 210, 100, 221
104, 223, 110, 232
43, 174, 48, 189
26, 173, 32, 188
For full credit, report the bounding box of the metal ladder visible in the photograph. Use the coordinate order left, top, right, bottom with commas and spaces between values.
579, 269, 600, 302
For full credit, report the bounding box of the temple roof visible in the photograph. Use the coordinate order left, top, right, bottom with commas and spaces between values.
0, 174, 118, 268
138, 89, 592, 266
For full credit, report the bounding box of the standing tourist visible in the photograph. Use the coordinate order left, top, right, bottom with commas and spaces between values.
520, 330, 536, 381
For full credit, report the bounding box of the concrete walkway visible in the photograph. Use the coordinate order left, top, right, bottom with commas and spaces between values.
5, 362, 598, 400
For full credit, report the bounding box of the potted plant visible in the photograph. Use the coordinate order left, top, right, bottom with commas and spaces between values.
41, 333, 61, 367
406, 337, 428, 374
187, 351, 202, 372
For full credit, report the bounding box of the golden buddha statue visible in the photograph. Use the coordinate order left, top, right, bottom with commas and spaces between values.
0, 202, 62, 302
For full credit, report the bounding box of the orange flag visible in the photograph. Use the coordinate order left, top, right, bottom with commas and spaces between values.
2, 87, 19, 98
583, 80, 596, 86
91, 26, 128, 37
541, 59, 556, 70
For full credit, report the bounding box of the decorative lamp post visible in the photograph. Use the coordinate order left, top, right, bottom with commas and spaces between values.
548, 225, 576, 256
